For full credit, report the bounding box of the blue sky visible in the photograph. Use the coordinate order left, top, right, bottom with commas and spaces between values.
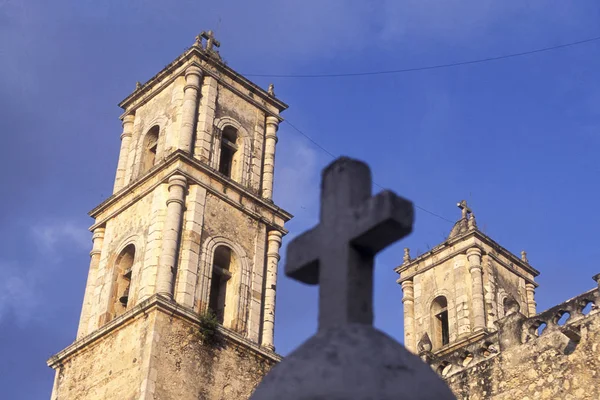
1, 1, 600, 398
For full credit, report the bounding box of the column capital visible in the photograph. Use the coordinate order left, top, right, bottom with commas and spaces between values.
266, 116, 280, 129
267, 230, 283, 243
525, 282, 536, 290
92, 227, 106, 239
466, 247, 482, 258
168, 174, 188, 189
185, 65, 203, 79
400, 279, 414, 290
122, 113, 135, 126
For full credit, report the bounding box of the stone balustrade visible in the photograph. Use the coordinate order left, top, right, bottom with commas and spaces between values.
424, 276, 599, 380
522, 286, 599, 344
427, 334, 500, 379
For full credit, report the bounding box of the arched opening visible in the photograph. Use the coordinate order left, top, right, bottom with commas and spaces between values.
431, 296, 450, 349
141, 125, 159, 174
209, 246, 234, 324
218, 126, 238, 178
110, 244, 135, 319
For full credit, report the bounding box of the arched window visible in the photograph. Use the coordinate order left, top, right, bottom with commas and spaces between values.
209, 246, 233, 324
218, 126, 238, 178
431, 296, 450, 349
207, 245, 244, 330
141, 125, 159, 174
109, 244, 135, 320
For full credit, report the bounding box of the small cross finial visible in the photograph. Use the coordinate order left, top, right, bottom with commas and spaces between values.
521, 250, 528, 263
468, 213, 477, 230
403, 248, 411, 264
198, 30, 221, 52
285, 157, 414, 330
457, 199, 472, 219
267, 83, 275, 97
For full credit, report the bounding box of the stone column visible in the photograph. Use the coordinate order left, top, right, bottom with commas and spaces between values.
261, 116, 279, 200
156, 175, 187, 298
179, 66, 202, 154
77, 227, 105, 338
113, 114, 135, 192
525, 283, 537, 317
401, 279, 416, 352
467, 247, 486, 332
262, 230, 282, 350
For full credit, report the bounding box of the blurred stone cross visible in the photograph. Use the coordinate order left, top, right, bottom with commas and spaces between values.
196, 30, 221, 51
251, 157, 456, 399
286, 157, 414, 330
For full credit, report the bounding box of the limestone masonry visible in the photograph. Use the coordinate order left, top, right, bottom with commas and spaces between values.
48, 31, 291, 399
48, 33, 599, 399
398, 201, 600, 399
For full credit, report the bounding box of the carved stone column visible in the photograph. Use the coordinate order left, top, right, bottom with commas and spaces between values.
77, 227, 105, 338
525, 283, 537, 317
113, 114, 135, 192
157, 175, 187, 297
262, 230, 282, 350
401, 279, 416, 352
467, 247, 486, 332
179, 66, 202, 154
261, 116, 279, 200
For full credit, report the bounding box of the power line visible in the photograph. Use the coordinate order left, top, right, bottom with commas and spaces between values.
246, 35, 600, 78
283, 120, 455, 224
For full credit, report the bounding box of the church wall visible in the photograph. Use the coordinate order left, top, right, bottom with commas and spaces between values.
443, 310, 600, 400
51, 312, 156, 400
214, 83, 267, 193
88, 184, 167, 332
150, 311, 276, 400
413, 255, 471, 346
197, 192, 265, 337
125, 73, 186, 185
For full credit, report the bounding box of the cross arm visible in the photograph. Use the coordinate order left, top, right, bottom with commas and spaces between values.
285, 226, 321, 285
350, 190, 414, 255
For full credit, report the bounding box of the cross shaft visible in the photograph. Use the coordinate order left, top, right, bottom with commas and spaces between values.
286, 157, 414, 330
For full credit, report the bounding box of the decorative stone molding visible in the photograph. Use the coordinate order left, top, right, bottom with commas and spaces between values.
196, 235, 252, 334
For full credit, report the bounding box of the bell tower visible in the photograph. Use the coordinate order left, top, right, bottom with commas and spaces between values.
48, 32, 291, 400
396, 201, 539, 356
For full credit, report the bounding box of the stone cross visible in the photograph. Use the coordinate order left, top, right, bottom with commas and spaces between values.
197, 30, 220, 51
457, 199, 472, 219
286, 157, 414, 330
251, 157, 456, 400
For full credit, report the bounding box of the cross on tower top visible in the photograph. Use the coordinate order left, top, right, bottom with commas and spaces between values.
457, 199, 472, 219
285, 157, 414, 330
195, 30, 221, 51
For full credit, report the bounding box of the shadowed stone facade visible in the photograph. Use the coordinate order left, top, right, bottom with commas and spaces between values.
398, 202, 600, 399
48, 32, 291, 399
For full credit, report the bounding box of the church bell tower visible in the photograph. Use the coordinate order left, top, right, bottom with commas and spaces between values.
48, 32, 292, 399
396, 201, 539, 356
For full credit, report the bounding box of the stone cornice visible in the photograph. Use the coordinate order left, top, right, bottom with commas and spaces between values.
89, 151, 293, 233
118, 47, 287, 117
396, 229, 539, 283
47, 294, 282, 369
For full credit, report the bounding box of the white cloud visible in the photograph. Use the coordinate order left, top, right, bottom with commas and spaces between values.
273, 127, 329, 234
0, 221, 89, 326
32, 221, 90, 254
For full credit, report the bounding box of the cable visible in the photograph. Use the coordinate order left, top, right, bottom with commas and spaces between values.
245, 35, 600, 78
283, 120, 455, 224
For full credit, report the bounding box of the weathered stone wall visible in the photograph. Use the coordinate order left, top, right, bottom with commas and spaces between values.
151, 308, 276, 400
51, 310, 156, 400
214, 83, 266, 192
435, 288, 600, 399
125, 72, 186, 186
413, 256, 469, 346
51, 298, 277, 400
